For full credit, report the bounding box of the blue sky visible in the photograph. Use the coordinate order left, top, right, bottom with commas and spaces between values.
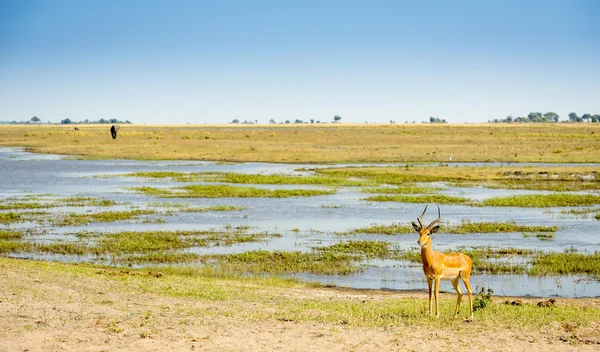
1, 0, 599, 124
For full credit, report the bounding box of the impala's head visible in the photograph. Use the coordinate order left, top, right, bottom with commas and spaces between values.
412, 204, 441, 247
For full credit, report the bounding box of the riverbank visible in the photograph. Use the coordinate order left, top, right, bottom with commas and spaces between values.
1, 258, 599, 351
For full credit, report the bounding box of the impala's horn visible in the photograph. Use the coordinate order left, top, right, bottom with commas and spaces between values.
416, 205, 428, 228
427, 204, 441, 230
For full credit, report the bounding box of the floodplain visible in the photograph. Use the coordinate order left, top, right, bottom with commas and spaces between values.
1, 124, 600, 349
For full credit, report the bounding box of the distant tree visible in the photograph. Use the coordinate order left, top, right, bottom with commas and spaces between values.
506, 115, 513, 123
527, 112, 544, 121
285, 120, 290, 124
429, 116, 446, 123
99, 118, 107, 123
294, 119, 303, 124
582, 113, 592, 122
255, 120, 258, 124
231, 119, 240, 124
61, 118, 72, 124
333, 115, 342, 123
592, 115, 600, 123
543, 112, 559, 122
31, 116, 40, 123
568, 112, 581, 122
269, 119, 276, 124
310, 119, 314, 124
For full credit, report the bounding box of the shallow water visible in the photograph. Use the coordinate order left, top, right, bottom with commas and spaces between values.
1, 147, 599, 297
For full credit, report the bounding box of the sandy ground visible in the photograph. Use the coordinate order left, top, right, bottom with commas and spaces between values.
1, 264, 599, 352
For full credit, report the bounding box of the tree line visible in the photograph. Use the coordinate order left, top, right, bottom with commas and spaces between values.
491, 112, 600, 123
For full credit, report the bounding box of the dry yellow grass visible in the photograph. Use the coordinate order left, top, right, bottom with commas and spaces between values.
1, 123, 599, 163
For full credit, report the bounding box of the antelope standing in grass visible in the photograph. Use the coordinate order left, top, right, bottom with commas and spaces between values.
412, 205, 474, 320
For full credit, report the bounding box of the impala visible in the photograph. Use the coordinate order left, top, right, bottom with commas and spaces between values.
412, 205, 473, 320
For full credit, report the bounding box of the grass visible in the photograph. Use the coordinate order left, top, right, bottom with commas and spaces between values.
49, 209, 158, 226
316, 165, 600, 191
316, 240, 393, 259
124, 171, 376, 187
523, 232, 555, 240
529, 252, 600, 276
129, 185, 335, 198
0, 229, 26, 240
0, 196, 116, 210
0, 228, 281, 260
363, 192, 600, 207
169, 205, 246, 212
560, 207, 600, 217
339, 220, 557, 235
4, 257, 600, 335
482, 194, 600, 207
361, 184, 441, 194
200, 250, 361, 275
0, 212, 22, 224
363, 194, 473, 205
2, 124, 600, 163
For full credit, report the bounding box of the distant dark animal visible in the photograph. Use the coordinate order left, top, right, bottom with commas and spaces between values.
110, 125, 120, 139
537, 299, 556, 308
511, 300, 523, 306
74, 127, 79, 131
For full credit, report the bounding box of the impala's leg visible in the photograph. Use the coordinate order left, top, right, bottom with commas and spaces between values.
434, 276, 441, 318
427, 278, 433, 316
462, 275, 474, 320
451, 277, 463, 318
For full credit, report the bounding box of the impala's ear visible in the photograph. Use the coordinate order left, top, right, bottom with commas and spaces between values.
430, 225, 440, 234
412, 222, 421, 232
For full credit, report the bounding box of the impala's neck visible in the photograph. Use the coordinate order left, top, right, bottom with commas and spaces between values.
420, 243, 436, 264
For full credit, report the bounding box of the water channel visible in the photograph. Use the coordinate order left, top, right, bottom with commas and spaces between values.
1, 147, 599, 297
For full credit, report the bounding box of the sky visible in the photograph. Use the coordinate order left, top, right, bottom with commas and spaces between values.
0, 0, 599, 124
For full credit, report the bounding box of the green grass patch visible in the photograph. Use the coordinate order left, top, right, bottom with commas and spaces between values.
0, 196, 116, 210
363, 194, 472, 204
316, 240, 393, 259
50, 209, 158, 226
482, 194, 600, 207
123, 171, 375, 187
340, 220, 556, 235
0, 229, 26, 240
0, 212, 22, 224
361, 184, 441, 195
523, 232, 555, 240
201, 250, 361, 275
529, 252, 600, 276
129, 185, 335, 198
173, 205, 246, 212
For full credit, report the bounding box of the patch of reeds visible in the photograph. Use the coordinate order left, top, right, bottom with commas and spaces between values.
129, 185, 335, 198
529, 251, 600, 276
363, 194, 472, 205
482, 194, 600, 207
361, 184, 441, 194
339, 220, 556, 236
316, 240, 393, 259
0, 212, 22, 225
523, 232, 555, 240
0, 229, 26, 240
200, 250, 361, 275
50, 209, 158, 226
